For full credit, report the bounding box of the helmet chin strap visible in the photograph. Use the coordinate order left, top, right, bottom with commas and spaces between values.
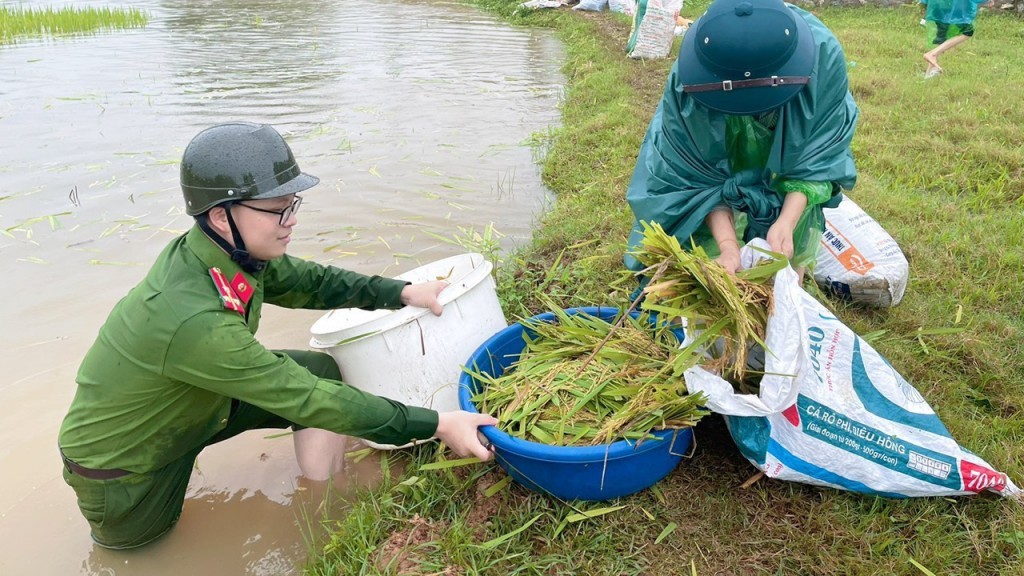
197, 204, 266, 273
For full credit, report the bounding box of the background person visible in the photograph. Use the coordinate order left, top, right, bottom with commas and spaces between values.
624, 0, 858, 281
58, 121, 496, 550
921, 0, 995, 79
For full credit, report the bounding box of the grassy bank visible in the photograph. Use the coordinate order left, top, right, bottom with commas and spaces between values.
307, 3, 1024, 575
0, 5, 147, 45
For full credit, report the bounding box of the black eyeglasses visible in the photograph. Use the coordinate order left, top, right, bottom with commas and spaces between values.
237, 196, 303, 226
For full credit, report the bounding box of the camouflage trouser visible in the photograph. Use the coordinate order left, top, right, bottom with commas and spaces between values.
62, 349, 339, 549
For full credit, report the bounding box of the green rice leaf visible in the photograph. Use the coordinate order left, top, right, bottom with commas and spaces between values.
483, 475, 512, 497
418, 457, 483, 470
654, 522, 677, 544
477, 514, 542, 549
908, 558, 938, 576
565, 505, 626, 523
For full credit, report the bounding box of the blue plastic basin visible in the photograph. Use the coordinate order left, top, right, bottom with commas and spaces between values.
458, 307, 693, 501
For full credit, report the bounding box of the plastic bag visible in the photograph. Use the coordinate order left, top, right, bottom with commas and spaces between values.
813, 197, 909, 308
683, 240, 1020, 498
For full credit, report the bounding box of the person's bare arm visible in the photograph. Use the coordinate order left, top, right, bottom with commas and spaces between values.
706, 207, 741, 274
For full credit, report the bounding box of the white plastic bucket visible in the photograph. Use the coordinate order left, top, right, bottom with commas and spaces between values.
309, 253, 507, 447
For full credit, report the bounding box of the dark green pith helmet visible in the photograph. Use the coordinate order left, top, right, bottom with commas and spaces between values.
679, 0, 815, 115
180, 122, 320, 216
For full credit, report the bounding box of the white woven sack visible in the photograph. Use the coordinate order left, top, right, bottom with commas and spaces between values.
573, 0, 609, 11
683, 240, 1020, 499
813, 197, 909, 308
626, 3, 676, 60
609, 0, 636, 14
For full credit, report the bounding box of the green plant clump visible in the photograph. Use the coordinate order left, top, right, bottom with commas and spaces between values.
469, 306, 708, 446
0, 5, 148, 44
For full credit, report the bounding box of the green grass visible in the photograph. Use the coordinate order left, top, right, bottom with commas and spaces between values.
0, 5, 148, 44
306, 4, 1024, 575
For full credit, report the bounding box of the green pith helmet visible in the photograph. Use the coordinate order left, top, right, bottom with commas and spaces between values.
180, 122, 320, 216
678, 0, 815, 115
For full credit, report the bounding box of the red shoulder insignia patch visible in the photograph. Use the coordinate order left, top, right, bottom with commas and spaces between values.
209, 267, 245, 314
230, 271, 253, 306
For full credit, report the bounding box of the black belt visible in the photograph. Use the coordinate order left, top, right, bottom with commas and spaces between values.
59, 446, 132, 480
682, 75, 811, 94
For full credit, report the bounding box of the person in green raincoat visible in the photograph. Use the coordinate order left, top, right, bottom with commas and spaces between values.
624, 0, 858, 281
921, 0, 995, 79
58, 122, 497, 549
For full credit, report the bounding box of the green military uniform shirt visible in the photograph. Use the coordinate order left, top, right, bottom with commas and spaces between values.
59, 226, 438, 472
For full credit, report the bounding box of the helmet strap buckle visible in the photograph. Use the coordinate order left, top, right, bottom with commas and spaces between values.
230, 249, 266, 273
197, 206, 267, 274
223, 204, 266, 273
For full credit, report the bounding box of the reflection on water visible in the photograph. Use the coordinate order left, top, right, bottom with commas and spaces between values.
158, 0, 344, 109
78, 437, 389, 576
0, 0, 563, 573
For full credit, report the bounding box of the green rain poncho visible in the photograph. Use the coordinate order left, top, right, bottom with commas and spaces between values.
624, 6, 858, 271
922, 0, 987, 43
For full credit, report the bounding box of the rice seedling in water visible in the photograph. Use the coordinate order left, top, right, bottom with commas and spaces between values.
0, 6, 148, 44
468, 306, 708, 446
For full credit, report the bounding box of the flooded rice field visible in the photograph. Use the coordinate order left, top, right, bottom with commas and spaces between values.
0, 0, 564, 573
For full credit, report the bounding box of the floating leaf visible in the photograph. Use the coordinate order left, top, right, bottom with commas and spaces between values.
88, 259, 143, 266
345, 447, 374, 464
99, 223, 123, 238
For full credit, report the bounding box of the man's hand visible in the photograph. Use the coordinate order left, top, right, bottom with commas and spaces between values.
435, 411, 499, 461
400, 280, 448, 315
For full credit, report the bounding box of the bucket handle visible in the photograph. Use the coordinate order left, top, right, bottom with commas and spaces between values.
669, 428, 697, 459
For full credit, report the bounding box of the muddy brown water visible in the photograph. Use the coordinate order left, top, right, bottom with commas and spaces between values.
0, 0, 564, 573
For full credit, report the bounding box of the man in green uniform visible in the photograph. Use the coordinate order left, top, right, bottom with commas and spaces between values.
58, 122, 497, 549
624, 0, 858, 279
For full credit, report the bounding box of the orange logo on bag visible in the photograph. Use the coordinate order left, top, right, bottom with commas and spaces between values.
820, 221, 875, 275
209, 267, 245, 314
